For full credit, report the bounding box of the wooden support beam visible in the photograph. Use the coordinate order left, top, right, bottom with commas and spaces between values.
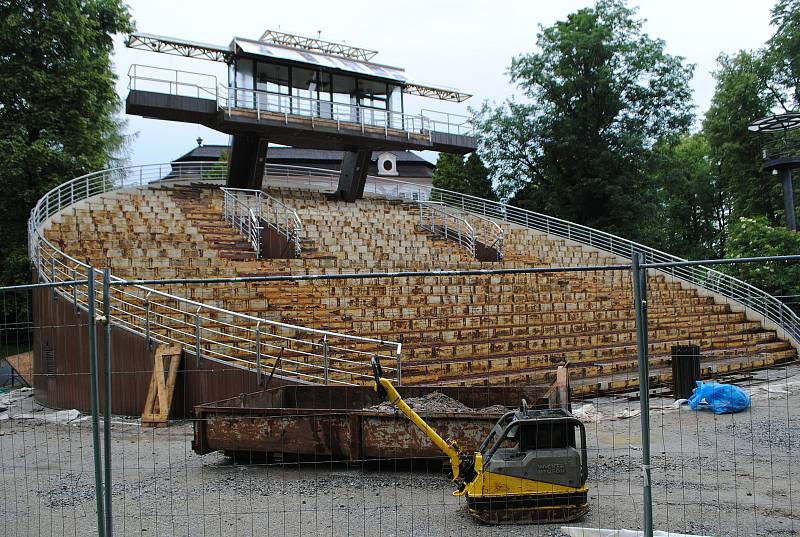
141, 345, 183, 428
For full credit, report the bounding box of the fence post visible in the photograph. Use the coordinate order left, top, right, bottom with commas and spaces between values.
631, 253, 654, 537
86, 267, 106, 537
101, 269, 113, 537
396, 348, 402, 386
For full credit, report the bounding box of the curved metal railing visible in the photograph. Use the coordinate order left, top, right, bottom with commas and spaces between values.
467, 211, 505, 261
259, 163, 800, 349
28, 162, 402, 386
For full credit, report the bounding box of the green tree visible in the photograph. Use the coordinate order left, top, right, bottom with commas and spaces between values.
0, 0, 133, 287
703, 51, 779, 224
432, 153, 497, 201
652, 134, 728, 259
766, 0, 800, 109
724, 216, 800, 300
478, 0, 694, 242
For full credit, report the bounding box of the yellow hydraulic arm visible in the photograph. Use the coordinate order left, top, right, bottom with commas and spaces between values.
371, 357, 463, 481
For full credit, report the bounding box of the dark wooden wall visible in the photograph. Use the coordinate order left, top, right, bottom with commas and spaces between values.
259, 221, 295, 259
32, 285, 289, 417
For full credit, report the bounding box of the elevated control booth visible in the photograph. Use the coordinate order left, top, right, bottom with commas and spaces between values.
125, 29, 477, 200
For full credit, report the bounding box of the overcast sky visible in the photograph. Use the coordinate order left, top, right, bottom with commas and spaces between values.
113, 0, 777, 165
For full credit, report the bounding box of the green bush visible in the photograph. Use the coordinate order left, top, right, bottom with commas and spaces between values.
724, 217, 800, 299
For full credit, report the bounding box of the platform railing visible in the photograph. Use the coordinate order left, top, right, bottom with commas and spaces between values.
127, 64, 219, 101
221, 187, 263, 258
259, 163, 800, 349
225, 87, 432, 135
762, 135, 800, 161
29, 162, 402, 386
126, 64, 475, 138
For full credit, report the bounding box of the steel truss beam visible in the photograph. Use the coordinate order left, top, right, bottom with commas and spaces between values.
125, 33, 231, 63
404, 84, 472, 103
259, 29, 378, 61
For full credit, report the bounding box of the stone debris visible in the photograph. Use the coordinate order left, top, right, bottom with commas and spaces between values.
367, 392, 507, 414
364, 392, 508, 414
369, 392, 471, 413
477, 404, 510, 414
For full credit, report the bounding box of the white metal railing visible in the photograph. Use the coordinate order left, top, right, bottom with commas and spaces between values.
418, 201, 476, 257
127, 64, 219, 101
220, 187, 303, 258
29, 162, 402, 386
127, 64, 475, 138
262, 191, 303, 258
221, 187, 263, 258
417, 201, 504, 261
470, 212, 505, 261
258, 163, 800, 350
227, 87, 429, 135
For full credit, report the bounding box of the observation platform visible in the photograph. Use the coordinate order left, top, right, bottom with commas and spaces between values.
126, 68, 475, 154
124, 30, 477, 198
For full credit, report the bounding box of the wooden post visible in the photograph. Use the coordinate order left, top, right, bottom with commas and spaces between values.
141, 345, 183, 427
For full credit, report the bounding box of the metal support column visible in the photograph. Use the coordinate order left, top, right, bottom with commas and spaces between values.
336, 149, 370, 202
101, 269, 113, 537
779, 167, 797, 231
86, 268, 106, 537
631, 253, 653, 537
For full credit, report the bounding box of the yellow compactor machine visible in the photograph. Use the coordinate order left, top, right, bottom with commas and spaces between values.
371, 357, 590, 524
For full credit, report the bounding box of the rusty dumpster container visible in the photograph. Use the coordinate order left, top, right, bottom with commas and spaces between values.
193, 371, 570, 462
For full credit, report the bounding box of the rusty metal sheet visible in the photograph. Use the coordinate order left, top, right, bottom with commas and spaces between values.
359, 414, 497, 459
192, 378, 570, 460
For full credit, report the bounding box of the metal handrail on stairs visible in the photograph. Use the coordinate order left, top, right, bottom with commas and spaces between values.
418, 201, 476, 257
220, 187, 303, 258
221, 187, 263, 258
263, 191, 303, 258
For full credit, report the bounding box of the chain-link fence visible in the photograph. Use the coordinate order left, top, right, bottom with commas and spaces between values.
1, 256, 799, 536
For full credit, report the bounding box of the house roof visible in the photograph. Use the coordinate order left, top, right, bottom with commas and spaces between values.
174, 145, 434, 167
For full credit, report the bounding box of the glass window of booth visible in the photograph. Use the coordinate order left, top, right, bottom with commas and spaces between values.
234, 58, 254, 108
255, 62, 289, 112
230, 58, 404, 124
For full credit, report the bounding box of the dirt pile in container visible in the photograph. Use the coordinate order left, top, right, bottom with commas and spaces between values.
367, 392, 508, 415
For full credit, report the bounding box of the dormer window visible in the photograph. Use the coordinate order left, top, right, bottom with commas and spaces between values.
377, 152, 398, 176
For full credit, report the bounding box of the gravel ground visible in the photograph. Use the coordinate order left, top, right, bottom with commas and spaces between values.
1, 366, 800, 537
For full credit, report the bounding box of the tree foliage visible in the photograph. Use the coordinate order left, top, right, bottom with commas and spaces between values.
724, 217, 800, 299
432, 153, 497, 201
703, 51, 780, 224
477, 0, 694, 242
0, 0, 133, 286
766, 0, 800, 110
651, 134, 728, 259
